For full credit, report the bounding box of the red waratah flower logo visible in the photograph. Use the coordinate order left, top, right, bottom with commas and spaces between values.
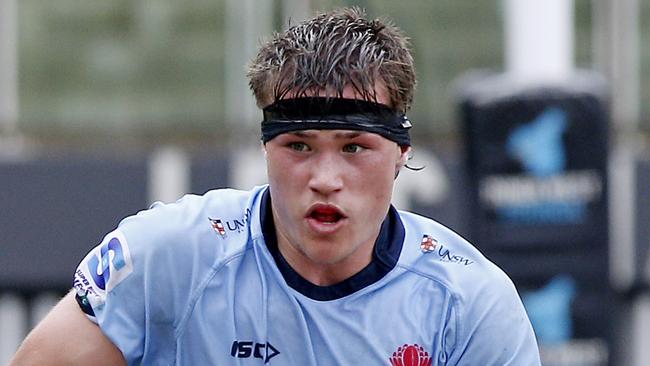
389, 344, 432, 366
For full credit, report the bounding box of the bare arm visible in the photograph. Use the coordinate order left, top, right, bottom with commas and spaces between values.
9, 290, 126, 366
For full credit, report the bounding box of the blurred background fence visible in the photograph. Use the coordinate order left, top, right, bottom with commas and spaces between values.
1, 1, 650, 365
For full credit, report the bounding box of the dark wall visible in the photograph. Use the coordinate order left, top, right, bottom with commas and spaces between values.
0, 154, 231, 292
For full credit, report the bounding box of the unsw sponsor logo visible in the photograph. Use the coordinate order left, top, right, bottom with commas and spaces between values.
209, 208, 253, 238
420, 234, 474, 266
390, 344, 432, 366
231, 340, 280, 363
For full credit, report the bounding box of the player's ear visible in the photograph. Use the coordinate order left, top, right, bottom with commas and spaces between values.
395, 145, 411, 178
397, 145, 410, 169
261, 141, 268, 157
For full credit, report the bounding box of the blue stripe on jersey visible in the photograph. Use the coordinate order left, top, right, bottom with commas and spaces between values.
260, 189, 405, 300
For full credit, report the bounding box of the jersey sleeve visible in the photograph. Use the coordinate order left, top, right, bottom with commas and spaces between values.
72, 197, 210, 365
446, 266, 541, 366
73, 228, 146, 363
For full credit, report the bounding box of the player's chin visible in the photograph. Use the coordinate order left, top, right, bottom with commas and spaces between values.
304, 246, 353, 266
305, 232, 362, 258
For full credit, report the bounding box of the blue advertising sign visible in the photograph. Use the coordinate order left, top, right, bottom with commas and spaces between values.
459, 72, 611, 366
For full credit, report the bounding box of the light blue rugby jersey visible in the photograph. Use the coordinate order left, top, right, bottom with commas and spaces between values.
73, 185, 540, 365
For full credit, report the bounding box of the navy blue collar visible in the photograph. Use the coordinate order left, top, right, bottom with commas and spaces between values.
260, 189, 404, 301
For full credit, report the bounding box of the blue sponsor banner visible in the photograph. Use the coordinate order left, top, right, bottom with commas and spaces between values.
459, 72, 611, 366
460, 75, 609, 250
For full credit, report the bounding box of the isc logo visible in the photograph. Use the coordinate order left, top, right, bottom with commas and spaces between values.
230, 340, 280, 363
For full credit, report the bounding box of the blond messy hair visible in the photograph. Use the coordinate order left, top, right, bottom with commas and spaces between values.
247, 7, 416, 112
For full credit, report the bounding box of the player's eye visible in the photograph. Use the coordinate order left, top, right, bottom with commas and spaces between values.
287, 142, 311, 152
342, 144, 364, 153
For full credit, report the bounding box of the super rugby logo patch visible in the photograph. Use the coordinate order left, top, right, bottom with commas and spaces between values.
73, 230, 133, 309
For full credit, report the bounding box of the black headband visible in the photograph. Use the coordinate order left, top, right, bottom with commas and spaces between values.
261, 97, 412, 146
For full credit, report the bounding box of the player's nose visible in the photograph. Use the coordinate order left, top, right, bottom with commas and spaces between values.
308, 152, 344, 195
